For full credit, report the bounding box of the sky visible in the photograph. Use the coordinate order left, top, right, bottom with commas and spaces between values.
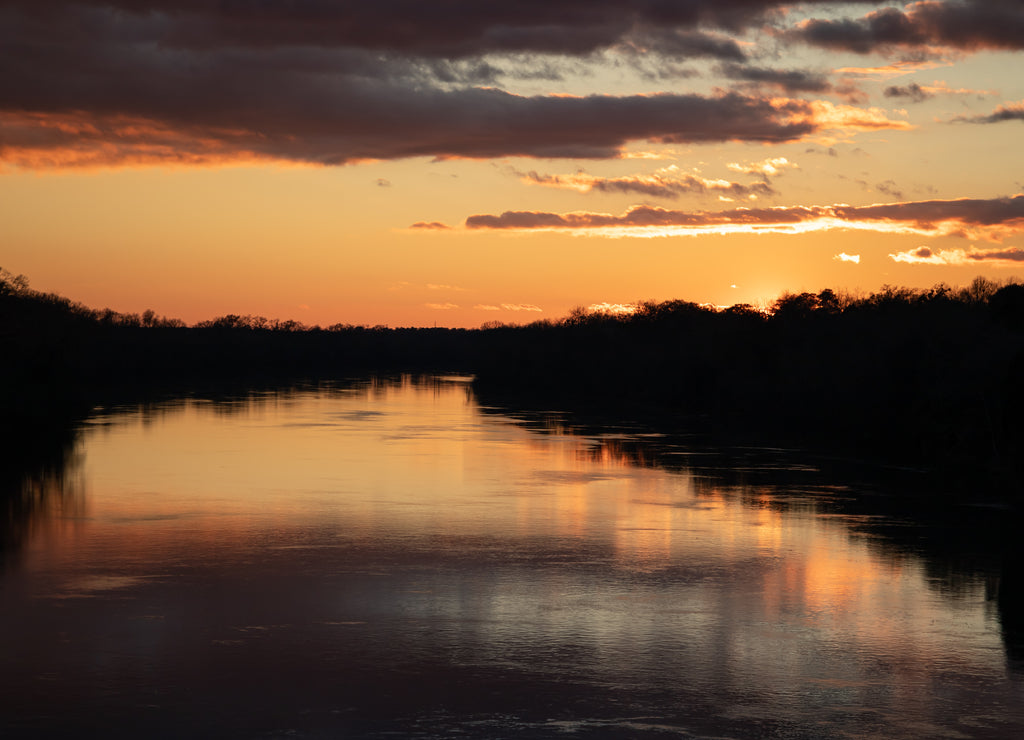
2, 0, 1023, 328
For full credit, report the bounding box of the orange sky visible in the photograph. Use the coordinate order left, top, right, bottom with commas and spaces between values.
2, 1, 1023, 327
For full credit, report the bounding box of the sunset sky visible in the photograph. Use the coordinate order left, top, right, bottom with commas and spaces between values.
2, 0, 1023, 327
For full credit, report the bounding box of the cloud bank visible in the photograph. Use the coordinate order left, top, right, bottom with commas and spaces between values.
951, 101, 1024, 124
465, 194, 1024, 241
0, 94, 827, 169
0, 1, 915, 169
788, 1, 1024, 54
0, 1, 889, 58
514, 167, 776, 200
890, 245, 1024, 266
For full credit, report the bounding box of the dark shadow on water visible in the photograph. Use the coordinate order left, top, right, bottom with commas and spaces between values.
476, 390, 1024, 676
4, 375, 1023, 688
0, 416, 85, 570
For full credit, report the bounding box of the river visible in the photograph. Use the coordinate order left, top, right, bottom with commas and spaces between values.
2, 375, 1021, 738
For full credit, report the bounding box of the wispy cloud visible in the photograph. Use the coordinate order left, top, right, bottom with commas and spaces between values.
890, 245, 1024, 266
876, 180, 904, 200
951, 100, 1024, 125
835, 60, 950, 79
588, 302, 639, 315
465, 195, 1024, 241
725, 157, 798, 178
795, 101, 915, 134
881, 80, 995, 102
473, 303, 543, 313
425, 302, 460, 310
834, 253, 861, 264
410, 221, 453, 230
514, 165, 776, 200
716, 63, 833, 93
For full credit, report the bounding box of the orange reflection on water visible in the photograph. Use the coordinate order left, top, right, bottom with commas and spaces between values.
23, 380, 1000, 656
6, 376, 1018, 739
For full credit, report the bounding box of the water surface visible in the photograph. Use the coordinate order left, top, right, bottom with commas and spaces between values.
2, 376, 1021, 738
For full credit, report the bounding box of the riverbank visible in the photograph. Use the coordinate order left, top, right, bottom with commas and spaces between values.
3, 270, 1022, 499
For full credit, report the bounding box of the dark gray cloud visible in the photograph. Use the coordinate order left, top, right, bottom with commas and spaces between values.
951, 101, 1024, 124
967, 247, 1024, 262
0, 1, 921, 168
890, 244, 1024, 264
0, 1, 822, 58
788, 1, 1024, 54
876, 180, 904, 199
2, 1, 861, 168
621, 29, 746, 62
515, 169, 775, 199
884, 82, 932, 102
410, 221, 452, 230
467, 203, 823, 230
717, 63, 833, 93
0, 87, 820, 167
831, 195, 1024, 227
465, 194, 1024, 237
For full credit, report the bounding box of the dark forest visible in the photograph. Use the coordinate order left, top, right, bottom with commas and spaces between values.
3, 268, 1023, 498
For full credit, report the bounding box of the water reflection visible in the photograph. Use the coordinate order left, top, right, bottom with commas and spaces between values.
0, 421, 86, 569
1, 375, 1022, 738
480, 401, 1024, 665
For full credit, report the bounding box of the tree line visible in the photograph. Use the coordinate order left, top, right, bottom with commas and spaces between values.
3, 267, 1023, 491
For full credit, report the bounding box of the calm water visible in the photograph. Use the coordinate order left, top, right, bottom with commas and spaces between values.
2, 376, 1022, 738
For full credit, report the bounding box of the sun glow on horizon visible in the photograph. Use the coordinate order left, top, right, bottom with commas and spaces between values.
2, 1, 1022, 325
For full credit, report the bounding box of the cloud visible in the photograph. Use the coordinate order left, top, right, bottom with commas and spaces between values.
425, 303, 460, 310
588, 302, 639, 315
717, 63, 833, 93
465, 194, 1024, 241
376, 178, 392, 187
409, 221, 453, 230
0, 93, 824, 169
923, 81, 998, 97
834, 253, 861, 264
884, 82, 932, 103
473, 303, 542, 312
515, 166, 775, 200
725, 157, 798, 177
796, 100, 915, 134
951, 100, 1024, 124
620, 149, 683, 160
617, 29, 747, 62
886, 80, 998, 104
0, 3, 915, 170
836, 60, 950, 79
1, 2, 746, 59
1, 1, 876, 60
890, 245, 1024, 266
787, 1, 1024, 55
876, 180, 904, 199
